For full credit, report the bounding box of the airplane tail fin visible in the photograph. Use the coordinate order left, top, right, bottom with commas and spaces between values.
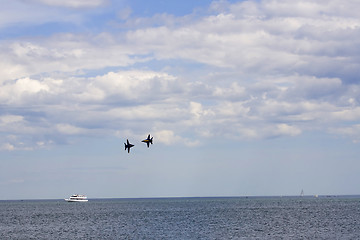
124, 143, 127, 151
150, 137, 153, 144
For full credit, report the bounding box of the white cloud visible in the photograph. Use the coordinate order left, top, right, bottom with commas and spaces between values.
88, 70, 180, 102
2, 0, 359, 83
56, 124, 86, 135
1, 0, 360, 150
1, 35, 144, 82
275, 123, 302, 137
0, 77, 50, 104
121, 0, 360, 83
0, 115, 24, 125
330, 107, 360, 122
189, 102, 214, 122
155, 130, 200, 147
212, 82, 246, 100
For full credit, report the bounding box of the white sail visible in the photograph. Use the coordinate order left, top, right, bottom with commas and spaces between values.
300, 189, 304, 197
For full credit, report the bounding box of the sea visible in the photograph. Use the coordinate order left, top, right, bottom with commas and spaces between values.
1, 196, 360, 239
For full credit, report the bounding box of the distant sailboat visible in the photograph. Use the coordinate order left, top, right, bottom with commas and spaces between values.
300, 189, 304, 197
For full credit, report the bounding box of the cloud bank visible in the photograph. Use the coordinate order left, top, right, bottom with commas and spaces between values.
1, 0, 360, 150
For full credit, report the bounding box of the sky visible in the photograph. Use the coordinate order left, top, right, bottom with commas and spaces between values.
1, 0, 360, 200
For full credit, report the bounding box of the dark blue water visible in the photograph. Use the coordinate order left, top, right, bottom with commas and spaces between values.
1, 196, 360, 239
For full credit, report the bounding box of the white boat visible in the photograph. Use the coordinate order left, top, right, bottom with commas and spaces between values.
65, 194, 88, 202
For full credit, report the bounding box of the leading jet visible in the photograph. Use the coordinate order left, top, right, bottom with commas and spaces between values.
124, 139, 134, 153
142, 134, 153, 148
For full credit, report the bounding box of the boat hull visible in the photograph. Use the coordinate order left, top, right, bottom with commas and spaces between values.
64, 199, 88, 202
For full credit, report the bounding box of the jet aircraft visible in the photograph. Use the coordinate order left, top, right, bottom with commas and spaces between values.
124, 139, 134, 153
142, 134, 153, 148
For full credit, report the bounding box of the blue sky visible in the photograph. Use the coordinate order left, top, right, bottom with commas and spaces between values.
1, 0, 360, 200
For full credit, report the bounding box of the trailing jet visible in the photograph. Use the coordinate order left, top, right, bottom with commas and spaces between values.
142, 134, 153, 148
124, 139, 134, 153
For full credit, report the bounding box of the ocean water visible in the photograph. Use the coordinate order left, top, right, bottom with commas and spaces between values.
1, 196, 360, 239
